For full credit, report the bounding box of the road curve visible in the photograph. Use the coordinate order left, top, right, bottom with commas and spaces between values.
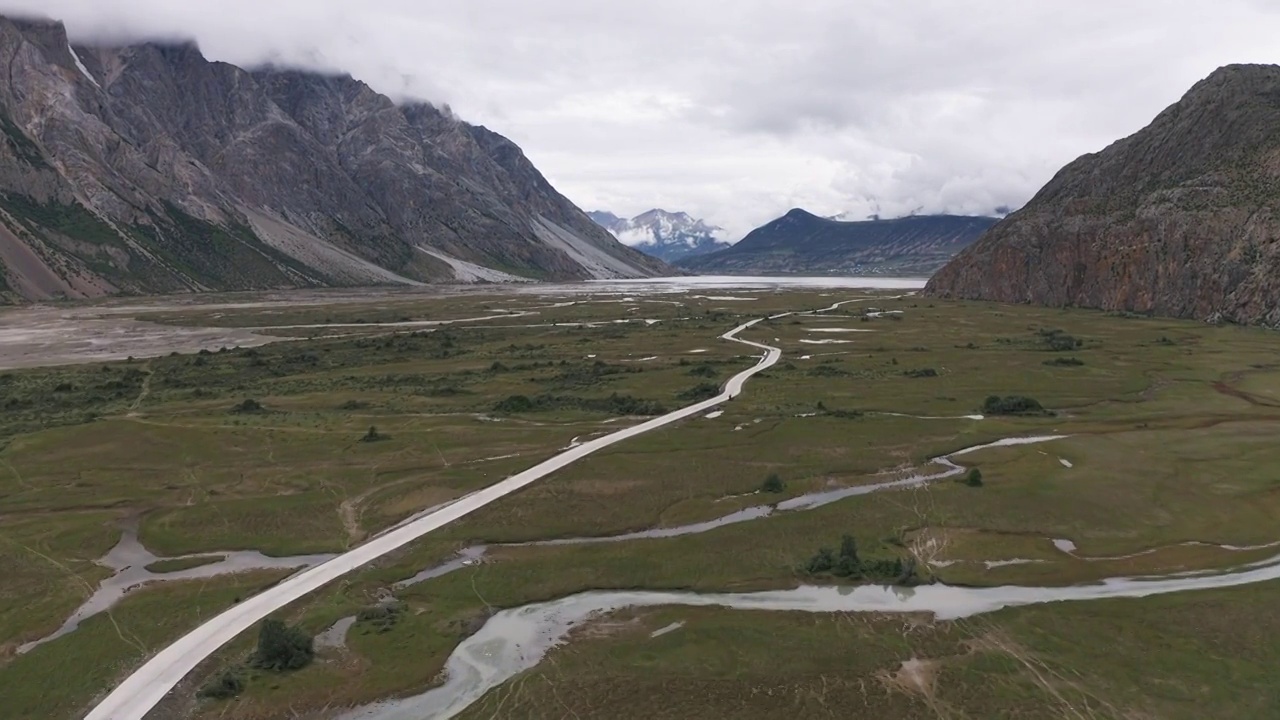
85, 315, 788, 720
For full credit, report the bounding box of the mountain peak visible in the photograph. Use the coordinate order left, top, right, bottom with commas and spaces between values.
782, 207, 819, 220
589, 208, 729, 263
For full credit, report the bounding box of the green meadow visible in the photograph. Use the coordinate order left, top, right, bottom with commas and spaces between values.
1, 289, 1278, 718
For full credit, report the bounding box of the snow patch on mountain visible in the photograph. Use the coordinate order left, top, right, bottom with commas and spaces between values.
589, 208, 731, 262
67, 42, 100, 89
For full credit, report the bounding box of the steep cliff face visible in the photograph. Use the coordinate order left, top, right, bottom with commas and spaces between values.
925, 64, 1280, 327
0, 16, 667, 301
678, 210, 994, 276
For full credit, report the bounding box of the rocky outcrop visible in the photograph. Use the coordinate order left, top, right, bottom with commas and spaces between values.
0, 15, 667, 301
677, 210, 994, 276
925, 64, 1280, 327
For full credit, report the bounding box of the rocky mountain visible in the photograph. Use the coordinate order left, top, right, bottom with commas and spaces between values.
0, 16, 668, 302
677, 209, 996, 275
925, 64, 1280, 327
589, 208, 729, 262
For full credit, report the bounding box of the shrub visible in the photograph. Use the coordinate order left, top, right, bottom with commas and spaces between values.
494, 393, 667, 416
809, 365, 847, 377
761, 473, 785, 493
677, 383, 720, 402
803, 534, 915, 581
357, 602, 404, 633
231, 398, 264, 414
1047, 335, 1083, 351
687, 364, 719, 378
1043, 357, 1085, 367
494, 394, 535, 413
197, 668, 244, 699
981, 395, 1045, 416
903, 368, 938, 378
360, 426, 388, 443
1038, 328, 1083, 352
251, 619, 313, 672
963, 468, 983, 487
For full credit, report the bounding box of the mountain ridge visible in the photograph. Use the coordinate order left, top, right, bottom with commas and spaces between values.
924, 63, 1280, 326
678, 210, 996, 276
0, 15, 668, 302
589, 208, 730, 262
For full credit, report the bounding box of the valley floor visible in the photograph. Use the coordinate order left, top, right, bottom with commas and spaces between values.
1, 283, 1279, 719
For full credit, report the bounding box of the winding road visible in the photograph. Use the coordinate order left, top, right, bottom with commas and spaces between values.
85, 310, 796, 719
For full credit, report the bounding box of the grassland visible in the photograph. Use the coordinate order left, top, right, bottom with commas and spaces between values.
1, 288, 1279, 719
452, 580, 1280, 720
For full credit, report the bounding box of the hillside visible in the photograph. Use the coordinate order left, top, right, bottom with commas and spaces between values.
677, 210, 995, 275
925, 64, 1280, 327
0, 16, 667, 301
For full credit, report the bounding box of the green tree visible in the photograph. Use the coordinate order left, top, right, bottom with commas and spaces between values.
805, 547, 836, 574
839, 535, 860, 563
834, 534, 862, 577
761, 473, 785, 494
964, 468, 983, 487
251, 618, 314, 672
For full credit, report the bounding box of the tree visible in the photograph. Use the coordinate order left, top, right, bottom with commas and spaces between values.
252, 618, 314, 672
896, 557, 921, 586
761, 473, 785, 494
834, 534, 862, 577
839, 534, 860, 563
360, 426, 387, 443
805, 547, 836, 574
964, 468, 983, 487
834, 554, 861, 577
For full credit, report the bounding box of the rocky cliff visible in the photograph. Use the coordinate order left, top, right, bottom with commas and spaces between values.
677, 210, 994, 275
925, 64, 1280, 327
0, 16, 668, 301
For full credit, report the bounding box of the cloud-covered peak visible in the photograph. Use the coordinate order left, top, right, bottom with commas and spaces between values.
6, 0, 1279, 237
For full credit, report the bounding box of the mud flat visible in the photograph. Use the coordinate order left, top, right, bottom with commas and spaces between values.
0, 305, 278, 370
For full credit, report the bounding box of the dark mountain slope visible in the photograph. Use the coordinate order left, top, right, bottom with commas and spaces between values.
925, 64, 1280, 326
678, 210, 995, 275
0, 16, 666, 301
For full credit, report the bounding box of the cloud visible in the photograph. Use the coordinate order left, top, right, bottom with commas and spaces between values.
3, 0, 1278, 240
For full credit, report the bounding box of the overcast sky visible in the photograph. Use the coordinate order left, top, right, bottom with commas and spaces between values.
4, 1, 1278, 238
